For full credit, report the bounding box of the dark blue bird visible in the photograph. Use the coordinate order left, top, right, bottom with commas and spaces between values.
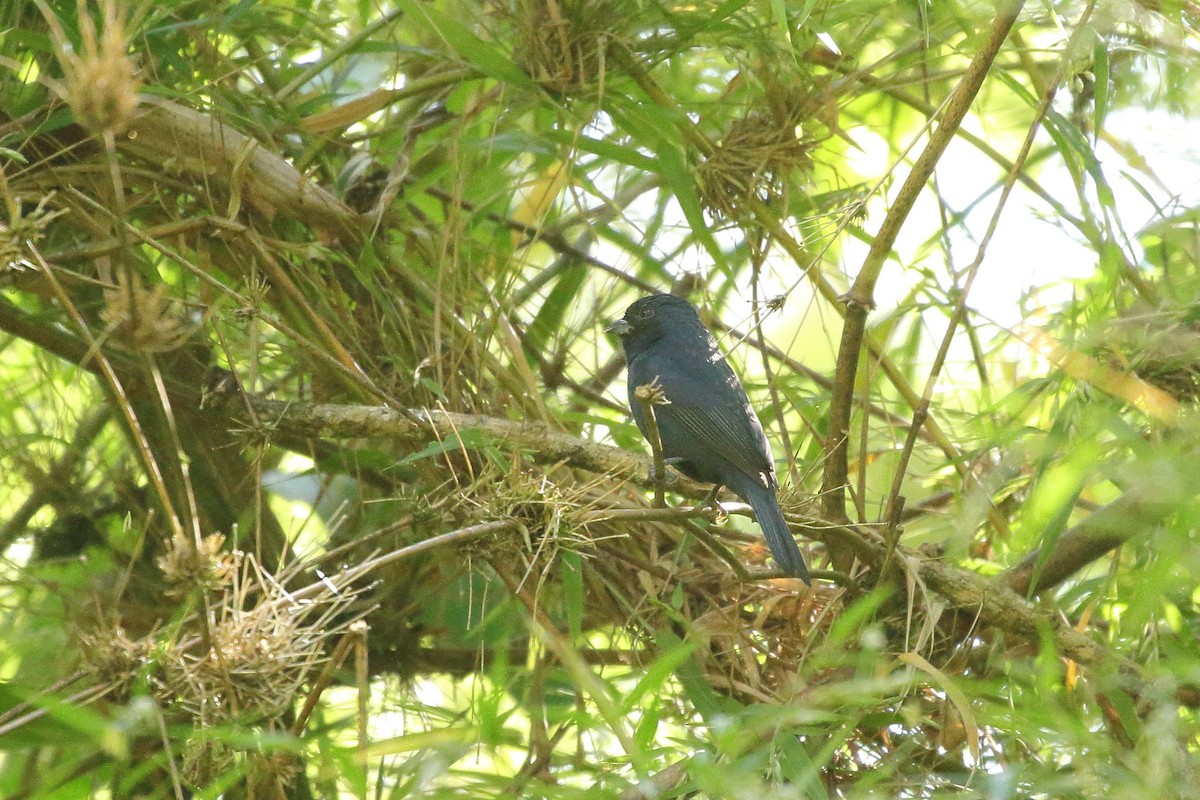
607, 294, 809, 582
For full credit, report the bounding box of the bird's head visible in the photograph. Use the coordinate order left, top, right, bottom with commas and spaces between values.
605, 294, 704, 355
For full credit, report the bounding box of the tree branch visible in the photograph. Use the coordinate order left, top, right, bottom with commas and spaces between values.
1004, 457, 1198, 596
822, 0, 1026, 523
233, 396, 1180, 674
121, 97, 363, 241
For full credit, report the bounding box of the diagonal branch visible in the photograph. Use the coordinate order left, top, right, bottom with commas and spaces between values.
120, 97, 362, 241
881, 0, 1099, 561
1003, 458, 1198, 596
232, 396, 1190, 679
822, 0, 1027, 524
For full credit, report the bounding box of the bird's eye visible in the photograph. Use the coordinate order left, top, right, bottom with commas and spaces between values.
637, 306, 654, 319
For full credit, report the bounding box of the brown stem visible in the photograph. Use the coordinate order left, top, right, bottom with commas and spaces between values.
880, 0, 1096, 559
822, 0, 1027, 524
1003, 462, 1194, 596
635, 382, 669, 508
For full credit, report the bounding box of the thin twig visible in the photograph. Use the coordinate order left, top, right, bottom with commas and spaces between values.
28, 242, 187, 540
288, 520, 518, 604
634, 379, 670, 508
748, 278, 797, 484
822, 0, 1027, 524
879, 0, 1098, 546
155, 705, 186, 800
878, 495, 907, 582
0, 682, 115, 739
491, 561, 651, 778
291, 626, 360, 735
354, 620, 370, 781
578, 505, 719, 523
681, 518, 749, 581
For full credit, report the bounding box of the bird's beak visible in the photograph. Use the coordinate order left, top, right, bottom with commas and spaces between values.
605, 318, 632, 336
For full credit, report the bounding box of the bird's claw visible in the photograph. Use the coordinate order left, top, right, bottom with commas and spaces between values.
702, 485, 728, 523
647, 457, 682, 485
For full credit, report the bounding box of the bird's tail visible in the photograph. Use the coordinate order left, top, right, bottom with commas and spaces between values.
741, 482, 810, 583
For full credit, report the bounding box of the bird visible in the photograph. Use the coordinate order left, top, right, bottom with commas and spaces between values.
607, 293, 809, 582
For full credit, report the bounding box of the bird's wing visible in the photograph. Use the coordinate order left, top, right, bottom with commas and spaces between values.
660, 404, 776, 488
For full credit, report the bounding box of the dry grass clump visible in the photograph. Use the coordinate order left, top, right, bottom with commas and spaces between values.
445, 456, 839, 700
505, 0, 631, 94
101, 272, 195, 352
693, 577, 839, 699
696, 90, 820, 219
0, 193, 66, 274
1097, 303, 1200, 401
40, 0, 142, 136
157, 531, 241, 595
568, 497, 839, 702
155, 555, 366, 725
457, 461, 602, 568
77, 624, 154, 701
74, 539, 368, 736
160, 607, 307, 721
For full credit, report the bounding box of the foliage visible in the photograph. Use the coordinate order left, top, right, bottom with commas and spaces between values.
1, 0, 1199, 797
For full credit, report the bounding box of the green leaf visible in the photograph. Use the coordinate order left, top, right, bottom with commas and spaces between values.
313, 446, 399, 475
1092, 42, 1109, 137
621, 638, 696, 712
775, 735, 826, 800
546, 130, 657, 172
770, 0, 796, 58
397, 429, 493, 465
561, 550, 584, 639
397, 0, 534, 89
632, 701, 662, 751
366, 726, 482, 755
793, 0, 818, 31
653, 629, 733, 722
1019, 462, 1090, 594
525, 262, 587, 354
655, 142, 727, 271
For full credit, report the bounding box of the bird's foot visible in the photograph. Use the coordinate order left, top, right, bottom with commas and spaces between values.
702, 485, 728, 523
647, 457, 683, 486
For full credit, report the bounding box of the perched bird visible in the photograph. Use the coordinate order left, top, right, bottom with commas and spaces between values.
607, 294, 809, 582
